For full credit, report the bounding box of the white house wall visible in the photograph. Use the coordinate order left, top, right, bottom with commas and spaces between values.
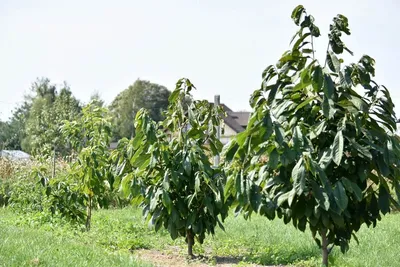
220, 124, 237, 144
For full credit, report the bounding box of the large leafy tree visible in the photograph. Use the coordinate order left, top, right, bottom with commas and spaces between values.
223, 5, 400, 266
23, 78, 81, 156
117, 79, 228, 257
109, 79, 170, 140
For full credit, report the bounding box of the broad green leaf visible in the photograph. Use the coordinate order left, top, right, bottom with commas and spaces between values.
292, 126, 304, 150
351, 182, 363, 201
333, 181, 348, 212
311, 181, 330, 211
323, 74, 335, 99
318, 147, 332, 170
195, 173, 201, 193
332, 131, 344, 165
295, 96, 316, 112
312, 66, 324, 91
348, 95, 368, 112
291, 5, 305, 25
292, 158, 306, 195
162, 191, 172, 214
310, 120, 326, 140
288, 189, 297, 207
267, 83, 281, 105
378, 185, 390, 215
268, 149, 279, 169
183, 157, 192, 176
327, 51, 341, 73
277, 191, 290, 207
322, 96, 336, 119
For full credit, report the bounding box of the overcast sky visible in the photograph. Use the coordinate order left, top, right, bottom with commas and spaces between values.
1, 0, 399, 121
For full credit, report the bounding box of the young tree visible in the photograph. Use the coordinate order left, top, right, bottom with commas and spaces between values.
118, 79, 228, 258
223, 5, 400, 266
61, 102, 113, 231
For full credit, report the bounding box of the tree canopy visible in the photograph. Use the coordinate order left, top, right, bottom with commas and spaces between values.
22, 78, 81, 156
109, 79, 170, 140
223, 5, 400, 266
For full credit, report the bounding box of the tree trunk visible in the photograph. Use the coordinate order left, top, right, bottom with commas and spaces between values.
320, 229, 329, 267
52, 146, 56, 179
186, 229, 194, 258
86, 195, 92, 231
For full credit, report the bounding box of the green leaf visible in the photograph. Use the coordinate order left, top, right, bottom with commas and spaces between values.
163, 171, 170, 190
322, 96, 336, 119
310, 120, 326, 140
292, 158, 306, 195
295, 96, 316, 112
332, 131, 344, 165
323, 74, 335, 99
333, 181, 348, 212
274, 123, 285, 144
183, 157, 192, 176
268, 149, 279, 169
277, 191, 290, 207
348, 95, 368, 112
291, 5, 305, 26
162, 191, 172, 214
267, 83, 280, 105
351, 182, 363, 201
288, 189, 297, 207
311, 181, 330, 211
378, 185, 390, 215
292, 126, 304, 150
327, 51, 341, 73
312, 66, 324, 92
195, 173, 201, 193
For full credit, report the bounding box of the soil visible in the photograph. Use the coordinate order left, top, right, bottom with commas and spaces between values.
134, 248, 285, 267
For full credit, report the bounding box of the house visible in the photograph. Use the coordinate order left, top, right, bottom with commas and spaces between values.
217, 104, 250, 144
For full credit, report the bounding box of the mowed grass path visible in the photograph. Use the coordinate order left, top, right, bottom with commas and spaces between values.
0, 207, 399, 266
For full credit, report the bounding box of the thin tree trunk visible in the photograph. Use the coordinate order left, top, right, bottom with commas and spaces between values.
320, 229, 329, 267
186, 229, 194, 258
52, 146, 56, 179
86, 195, 92, 231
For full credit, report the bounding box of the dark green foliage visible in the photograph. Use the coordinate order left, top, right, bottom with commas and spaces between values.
117, 78, 228, 256
0, 159, 86, 223
223, 5, 400, 266
109, 79, 170, 140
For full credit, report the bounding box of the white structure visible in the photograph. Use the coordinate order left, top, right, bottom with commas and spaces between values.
0, 150, 31, 160
217, 104, 250, 145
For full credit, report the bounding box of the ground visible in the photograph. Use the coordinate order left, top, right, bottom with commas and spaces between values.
0, 207, 399, 267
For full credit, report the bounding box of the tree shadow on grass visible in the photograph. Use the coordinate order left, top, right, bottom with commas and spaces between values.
214, 256, 241, 265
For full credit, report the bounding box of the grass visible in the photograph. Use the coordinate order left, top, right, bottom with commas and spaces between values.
0, 209, 150, 267
0, 207, 399, 267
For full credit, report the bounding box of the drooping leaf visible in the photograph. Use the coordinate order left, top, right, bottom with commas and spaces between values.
333, 181, 348, 212
332, 131, 344, 165
292, 158, 306, 196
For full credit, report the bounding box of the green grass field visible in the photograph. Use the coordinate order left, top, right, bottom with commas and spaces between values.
0, 207, 399, 267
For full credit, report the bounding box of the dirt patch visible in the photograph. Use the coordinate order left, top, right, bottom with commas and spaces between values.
134, 248, 284, 267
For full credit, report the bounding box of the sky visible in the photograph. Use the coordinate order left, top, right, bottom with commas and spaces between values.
1, 0, 399, 121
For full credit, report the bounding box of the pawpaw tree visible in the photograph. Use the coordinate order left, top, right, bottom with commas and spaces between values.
61, 102, 113, 231
119, 78, 228, 257
223, 5, 400, 266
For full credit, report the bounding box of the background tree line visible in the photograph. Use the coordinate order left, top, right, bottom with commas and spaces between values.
0, 78, 171, 157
